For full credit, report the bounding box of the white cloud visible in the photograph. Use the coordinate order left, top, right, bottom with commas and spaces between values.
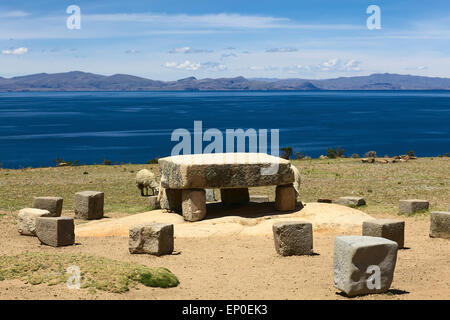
202, 62, 227, 71
0, 11, 30, 18
2, 47, 28, 55
321, 58, 340, 70
287, 58, 362, 73
164, 60, 226, 71
125, 49, 139, 54
343, 60, 361, 71
164, 60, 201, 71
266, 47, 298, 53
169, 47, 212, 54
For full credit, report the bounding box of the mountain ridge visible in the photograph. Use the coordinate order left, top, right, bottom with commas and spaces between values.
0, 71, 449, 91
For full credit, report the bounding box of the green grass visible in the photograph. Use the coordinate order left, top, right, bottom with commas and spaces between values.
0, 252, 179, 293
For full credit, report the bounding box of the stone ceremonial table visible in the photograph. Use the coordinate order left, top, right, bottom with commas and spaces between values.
158, 153, 296, 221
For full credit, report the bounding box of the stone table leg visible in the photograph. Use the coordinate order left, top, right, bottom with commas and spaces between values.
160, 188, 182, 213
275, 184, 296, 211
182, 189, 207, 222
220, 188, 250, 206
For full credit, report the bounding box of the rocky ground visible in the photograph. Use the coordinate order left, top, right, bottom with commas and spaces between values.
0, 157, 449, 299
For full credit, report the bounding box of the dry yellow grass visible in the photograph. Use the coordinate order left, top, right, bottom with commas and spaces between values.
0, 157, 448, 216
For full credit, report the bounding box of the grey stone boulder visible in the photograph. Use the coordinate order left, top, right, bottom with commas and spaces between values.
275, 184, 296, 211
399, 199, 429, 214
74, 191, 104, 220
429, 211, 450, 240
182, 189, 206, 222
334, 236, 398, 297
337, 197, 366, 207
36, 217, 75, 247
363, 219, 405, 248
272, 221, 313, 256
129, 223, 174, 256
33, 197, 63, 217
17, 208, 51, 236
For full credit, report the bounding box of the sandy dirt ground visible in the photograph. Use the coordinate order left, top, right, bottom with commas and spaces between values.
0, 203, 449, 300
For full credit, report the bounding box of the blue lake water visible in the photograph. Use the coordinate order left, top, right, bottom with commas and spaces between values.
0, 91, 449, 168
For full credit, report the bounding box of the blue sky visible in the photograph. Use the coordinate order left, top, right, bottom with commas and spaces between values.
0, 0, 449, 80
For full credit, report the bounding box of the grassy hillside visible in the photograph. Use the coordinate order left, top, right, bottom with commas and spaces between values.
0, 157, 448, 216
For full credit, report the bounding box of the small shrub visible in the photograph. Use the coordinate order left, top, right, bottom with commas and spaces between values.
365, 151, 377, 158
103, 159, 111, 165
147, 158, 159, 164
294, 152, 305, 160
351, 153, 359, 159
406, 150, 415, 157
327, 147, 346, 159
280, 147, 293, 160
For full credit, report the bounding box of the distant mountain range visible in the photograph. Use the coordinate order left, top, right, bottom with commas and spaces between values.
0, 71, 449, 91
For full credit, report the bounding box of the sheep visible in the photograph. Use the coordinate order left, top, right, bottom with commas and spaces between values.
290, 165, 301, 196
136, 169, 159, 196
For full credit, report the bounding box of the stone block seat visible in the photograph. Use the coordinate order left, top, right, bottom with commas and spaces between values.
158, 153, 296, 221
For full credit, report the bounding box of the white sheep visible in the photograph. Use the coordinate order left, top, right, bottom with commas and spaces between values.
136, 169, 159, 196
290, 165, 301, 196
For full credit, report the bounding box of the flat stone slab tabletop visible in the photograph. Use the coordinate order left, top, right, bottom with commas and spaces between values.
159, 153, 294, 189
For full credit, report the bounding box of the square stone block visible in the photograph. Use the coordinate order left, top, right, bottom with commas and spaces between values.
275, 184, 296, 211
429, 211, 450, 240
182, 189, 206, 222
33, 196, 63, 217
337, 197, 366, 207
129, 223, 174, 256
74, 191, 104, 220
272, 221, 313, 256
36, 217, 75, 247
362, 219, 405, 249
334, 236, 398, 297
399, 199, 429, 214
17, 208, 51, 236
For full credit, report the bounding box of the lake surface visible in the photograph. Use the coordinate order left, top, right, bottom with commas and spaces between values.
0, 91, 449, 168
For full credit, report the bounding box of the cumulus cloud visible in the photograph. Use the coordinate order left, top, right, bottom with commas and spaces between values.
169, 46, 213, 54
164, 60, 201, 71
266, 47, 298, 53
2, 47, 28, 55
202, 62, 227, 71
291, 59, 361, 73
164, 60, 226, 71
